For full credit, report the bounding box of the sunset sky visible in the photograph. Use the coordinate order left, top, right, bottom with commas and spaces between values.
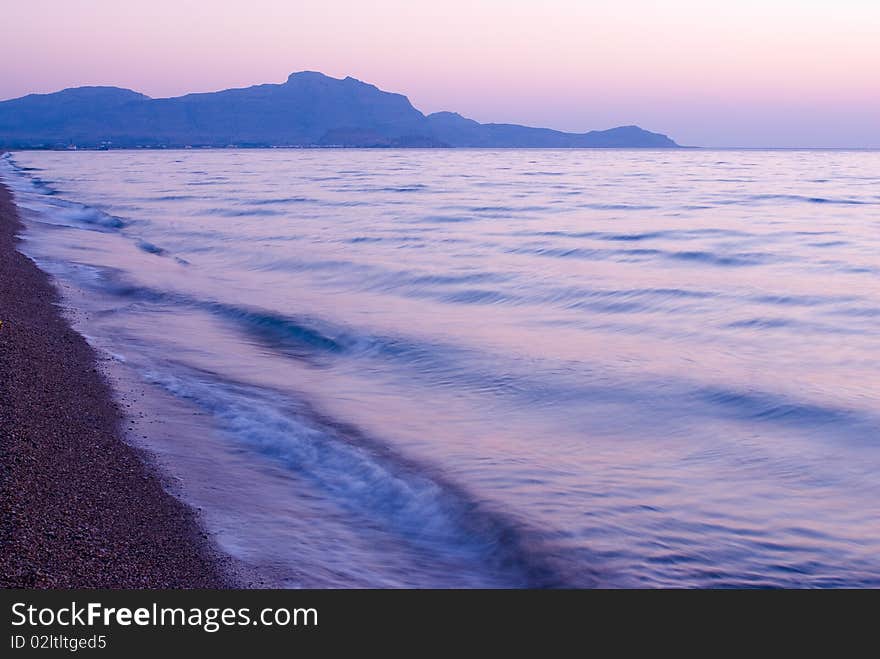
3, 0, 878, 147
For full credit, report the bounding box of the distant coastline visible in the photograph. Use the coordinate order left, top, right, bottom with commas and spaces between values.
2, 144, 694, 152
0, 71, 678, 150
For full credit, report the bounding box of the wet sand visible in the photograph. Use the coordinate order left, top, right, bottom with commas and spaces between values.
0, 179, 229, 588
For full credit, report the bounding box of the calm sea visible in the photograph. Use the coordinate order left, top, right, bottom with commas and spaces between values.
3, 148, 880, 587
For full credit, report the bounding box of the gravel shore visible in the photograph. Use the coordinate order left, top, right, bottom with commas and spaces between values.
0, 180, 229, 588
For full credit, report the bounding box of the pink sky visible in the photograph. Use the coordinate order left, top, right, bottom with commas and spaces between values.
3, 0, 878, 147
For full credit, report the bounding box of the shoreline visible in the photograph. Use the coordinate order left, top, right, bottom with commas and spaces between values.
0, 179, 230, 588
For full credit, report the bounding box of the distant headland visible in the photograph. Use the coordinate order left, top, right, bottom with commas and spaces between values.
0, 71, 678, 149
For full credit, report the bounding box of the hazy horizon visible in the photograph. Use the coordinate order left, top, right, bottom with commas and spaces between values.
3, 0, 878, 148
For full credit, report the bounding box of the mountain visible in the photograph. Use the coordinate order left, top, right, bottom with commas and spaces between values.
426, 112, 675, 148
0, 72, 678, 149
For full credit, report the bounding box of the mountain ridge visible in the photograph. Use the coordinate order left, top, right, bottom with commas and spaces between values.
0, 71, 678, 149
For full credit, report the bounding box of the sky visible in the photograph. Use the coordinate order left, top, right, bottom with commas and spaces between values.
2, 0, 878, 147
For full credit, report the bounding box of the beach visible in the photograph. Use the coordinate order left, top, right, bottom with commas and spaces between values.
0, 178, 227, 588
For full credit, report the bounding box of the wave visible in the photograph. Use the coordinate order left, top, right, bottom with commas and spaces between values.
100, 279, 404, 360
508, 244, 775, 267
578, 202, 659, 211
725, 317, 798, 330
22, 196, 126, 230
207, 301, 346, 354
136, 240, 167, 255
1, 157, 59, 196
750, 194, 872, 205
725, 316, 865, 335
186, 177, 229, 186
515, 227, 751, 242
96, 271, 880, 448
750, 293, 851, 307
346, 236, 385, 244
146, 367, 587, 587
149, 194, 199, 201
3, 161, 183, 264
535, 285, 716, 315
831, 306, 880, 318
809, 240, 849, 248
669, 250, 771, 267
711, 193, 875, 206
206, 207, 283, 217
345, 184, 428, 193
246, 196, 315, 205
417, 214, 479, 223
52, 202, 126, 229
695, 386, 866, 430
440, 289, 512, 305
2, 156, 126, 229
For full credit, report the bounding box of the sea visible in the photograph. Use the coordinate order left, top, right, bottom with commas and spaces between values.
2, 148, 879, 587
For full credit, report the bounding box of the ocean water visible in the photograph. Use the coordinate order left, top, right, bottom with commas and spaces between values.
3, 148, 880, 588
